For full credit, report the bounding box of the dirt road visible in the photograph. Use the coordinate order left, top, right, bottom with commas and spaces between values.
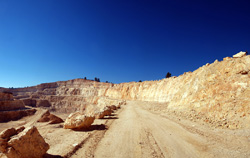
1, 101, 250, 158
72, 101, 250, 158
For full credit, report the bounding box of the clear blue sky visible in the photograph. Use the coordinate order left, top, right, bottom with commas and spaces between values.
0, 0, 249, 88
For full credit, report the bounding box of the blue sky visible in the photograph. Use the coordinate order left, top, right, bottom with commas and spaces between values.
0, 0, 249, 88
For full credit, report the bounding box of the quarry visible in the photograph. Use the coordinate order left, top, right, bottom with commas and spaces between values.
0, 51, 250, 158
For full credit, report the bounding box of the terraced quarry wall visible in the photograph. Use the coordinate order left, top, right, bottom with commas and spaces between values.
1, 55, 250, 128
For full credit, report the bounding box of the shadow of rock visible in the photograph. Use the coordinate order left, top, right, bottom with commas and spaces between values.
44, 153, 63, 158
73, 124, 107, 132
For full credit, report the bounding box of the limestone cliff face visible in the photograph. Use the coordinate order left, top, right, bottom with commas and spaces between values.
0, 92, 36, 122
105, 56, 250, 128
0, 79, 113, 113
1, 55, 250, 128
107, 56, 250, 107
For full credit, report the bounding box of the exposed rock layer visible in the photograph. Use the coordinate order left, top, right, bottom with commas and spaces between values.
0, 92, 37, 122
1, 54, 250, 129
0, 109, 37, 122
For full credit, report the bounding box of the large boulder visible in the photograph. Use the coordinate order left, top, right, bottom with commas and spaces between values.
233, 51, 247, 58
37, 110, 63, 124
64, 112, 95, 129
0, 126, 49, 158
94, 107, 112, 119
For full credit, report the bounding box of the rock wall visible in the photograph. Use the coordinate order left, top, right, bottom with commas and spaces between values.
105, 56, 250, 128
0, 92, 25, 111
1, 54, 250, 128
0, 100, 25, 111
0, 92, 13, 101
0, 92, 36, 122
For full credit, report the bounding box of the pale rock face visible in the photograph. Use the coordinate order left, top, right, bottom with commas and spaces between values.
0, 94, 35, 122
0, 92, 25, 111
64, 112, 95, 129
0, 126, 49, 158
1, 54, 250, 129
233, 51, 247, 58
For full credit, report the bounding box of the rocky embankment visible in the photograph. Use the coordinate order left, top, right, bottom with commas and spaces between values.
1, 52, 249, 129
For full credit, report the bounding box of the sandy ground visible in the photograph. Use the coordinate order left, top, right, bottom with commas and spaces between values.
1, 101, 250, 158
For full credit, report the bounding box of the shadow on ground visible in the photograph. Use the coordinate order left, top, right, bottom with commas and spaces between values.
73, 124, 107, 132
44, 153, 63, 158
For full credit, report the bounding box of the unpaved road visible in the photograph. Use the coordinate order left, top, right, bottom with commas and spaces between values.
71, 101, 250, 158
1, 101, 250, 158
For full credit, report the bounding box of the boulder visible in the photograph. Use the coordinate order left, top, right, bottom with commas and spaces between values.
94, 111, 106, 119
94, 107, 112, 119
64, 112, 95, 129
0, 126, 49, 158
233, 51, 247, 58
109, 105, 117, 110
0, 128, 17, 140
103, 107, 112, 116
36, 100, 51, 107
37, 110, 63, 124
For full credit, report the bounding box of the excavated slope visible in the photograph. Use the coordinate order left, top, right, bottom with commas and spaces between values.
1, 55, 250, 129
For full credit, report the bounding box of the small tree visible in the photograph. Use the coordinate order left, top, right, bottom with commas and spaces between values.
166, 72, 171, 78
139, 80, 142, 82
94, 77, 100, 82
84, 77, 87, 80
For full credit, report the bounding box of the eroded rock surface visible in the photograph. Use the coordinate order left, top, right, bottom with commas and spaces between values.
0, 92, 36, 122
0, 126, 49, 158
233, 51, 247, 58
1, 53, 250, 129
